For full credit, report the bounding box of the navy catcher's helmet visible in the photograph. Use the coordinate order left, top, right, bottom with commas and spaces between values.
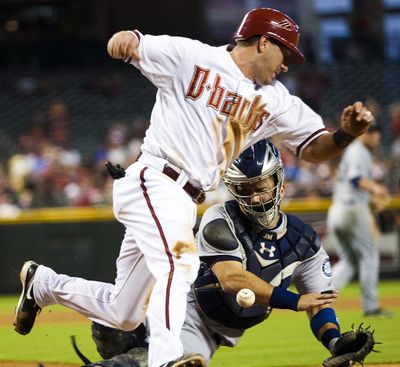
223, 139, 284, 227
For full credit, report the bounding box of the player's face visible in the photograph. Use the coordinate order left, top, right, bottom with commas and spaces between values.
234, 174, 285, 228
254, 37, 290, 86
236, 176, 276, 209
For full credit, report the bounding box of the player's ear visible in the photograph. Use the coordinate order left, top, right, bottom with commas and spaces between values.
280, 183, 286, 199
258, 35, 269, 52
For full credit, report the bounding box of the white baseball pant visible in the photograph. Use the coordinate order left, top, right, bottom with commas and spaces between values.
33, 155, 200, 367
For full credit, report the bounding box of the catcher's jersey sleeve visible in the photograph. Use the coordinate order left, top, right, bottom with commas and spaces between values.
291, 247, 334, 294
197, 204, 242, 262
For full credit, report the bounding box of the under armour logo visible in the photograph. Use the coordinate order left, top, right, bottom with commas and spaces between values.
259, 242, 276, 258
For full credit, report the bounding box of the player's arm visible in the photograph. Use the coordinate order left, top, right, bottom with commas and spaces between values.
293, 248, 341, 354
306, 302, 341, 354
107, 30, 140, 62
358, 177, 390, 198
211, 261, 272, 304
301, 101, 374, 163
211, 261, 336, 310
356, 177, 391, 211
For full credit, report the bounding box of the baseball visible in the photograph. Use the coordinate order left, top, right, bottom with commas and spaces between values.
236, 288, 255, 308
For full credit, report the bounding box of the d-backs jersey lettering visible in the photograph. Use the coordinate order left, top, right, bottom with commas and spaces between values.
130, 33, 327, 190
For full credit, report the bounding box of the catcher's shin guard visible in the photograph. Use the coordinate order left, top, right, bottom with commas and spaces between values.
72, 335, 148, 367
91, 321, 148, 359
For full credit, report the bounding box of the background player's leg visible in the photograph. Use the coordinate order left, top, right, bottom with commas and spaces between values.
355, 207, 379, 313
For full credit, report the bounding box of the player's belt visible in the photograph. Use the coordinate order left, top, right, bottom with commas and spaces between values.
163, 165, 206, 204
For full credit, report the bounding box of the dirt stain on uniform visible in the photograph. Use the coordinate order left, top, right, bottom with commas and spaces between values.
172, 241, 197, 259
140, 282, 155, 320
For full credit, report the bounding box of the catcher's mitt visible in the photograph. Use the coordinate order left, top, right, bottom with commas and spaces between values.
323, 323, 379, 367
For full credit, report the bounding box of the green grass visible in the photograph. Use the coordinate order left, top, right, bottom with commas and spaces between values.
209, 309, 400, 367
0, 298, 98, 364
1, 281, 399, 366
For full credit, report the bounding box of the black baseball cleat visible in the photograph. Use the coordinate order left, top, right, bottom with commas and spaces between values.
163, 353, 206, 367
364, 308, 393, 317
14, 260, 41, 335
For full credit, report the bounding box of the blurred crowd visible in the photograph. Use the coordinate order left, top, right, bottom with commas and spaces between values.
0, 81, 399, 218
0, 99, 148, 216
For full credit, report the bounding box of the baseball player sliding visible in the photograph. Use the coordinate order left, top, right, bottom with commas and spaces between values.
14, 7, 374, 367
72, 140, 376, 367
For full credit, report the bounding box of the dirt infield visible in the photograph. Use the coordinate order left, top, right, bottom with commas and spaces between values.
2, 296, 399, 326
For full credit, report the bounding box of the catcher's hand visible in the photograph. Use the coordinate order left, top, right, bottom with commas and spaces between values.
323, 324, 378, 367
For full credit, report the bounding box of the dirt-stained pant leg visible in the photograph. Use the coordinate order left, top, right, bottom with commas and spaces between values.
33, 160, 200, 367
33, 232, 154, 330
115, 162, 200, 367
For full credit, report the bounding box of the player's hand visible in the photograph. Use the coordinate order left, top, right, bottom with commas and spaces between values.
107, 31, 141, 62
297, 292, 338, 311
340, 101, 374, 137
370, 183, 391, 212
371, 183, 390, 199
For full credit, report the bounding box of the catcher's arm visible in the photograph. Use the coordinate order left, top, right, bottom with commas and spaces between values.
308, 304, 341, 354
212, 261, 337, 310
308, 306, 378, 366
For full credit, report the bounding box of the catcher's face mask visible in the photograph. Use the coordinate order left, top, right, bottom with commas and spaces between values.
224, 139, 284, 228
232, 174, 283, 227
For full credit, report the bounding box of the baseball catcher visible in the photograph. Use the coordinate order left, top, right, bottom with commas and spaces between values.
70, 141, 377, 367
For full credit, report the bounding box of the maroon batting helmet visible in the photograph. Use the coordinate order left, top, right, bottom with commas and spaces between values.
234, 8, 305, 64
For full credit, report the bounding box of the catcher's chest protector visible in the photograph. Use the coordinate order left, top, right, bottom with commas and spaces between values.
194, 201, 321, 329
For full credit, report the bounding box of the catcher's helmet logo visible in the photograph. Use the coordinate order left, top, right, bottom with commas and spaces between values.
322, 257, 332, 278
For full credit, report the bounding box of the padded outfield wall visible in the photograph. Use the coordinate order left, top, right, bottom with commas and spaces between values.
1, 198, 399, 293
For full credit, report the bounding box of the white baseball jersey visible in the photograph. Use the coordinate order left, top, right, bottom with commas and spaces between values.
332, 139, 372, 205
131, 32, 328, 191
